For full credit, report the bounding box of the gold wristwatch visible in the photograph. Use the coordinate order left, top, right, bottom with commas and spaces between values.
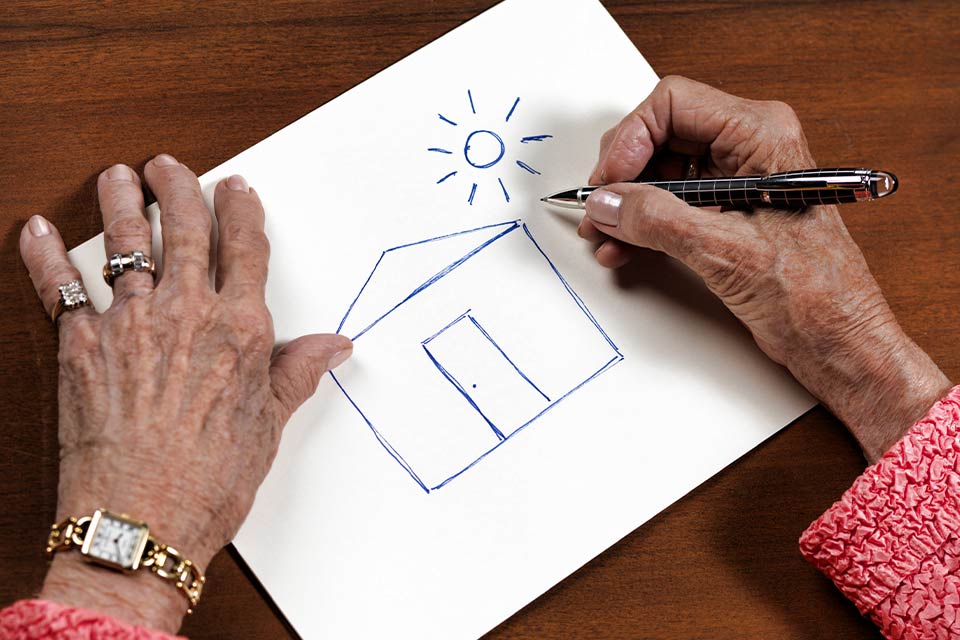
45, 508, 205, 613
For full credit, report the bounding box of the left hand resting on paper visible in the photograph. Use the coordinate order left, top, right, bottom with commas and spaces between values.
19, 155, 352, 633
580, 76, 951, 462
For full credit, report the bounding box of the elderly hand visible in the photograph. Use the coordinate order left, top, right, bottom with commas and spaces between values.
19, 154, 351, 632
581, 76, 950, 462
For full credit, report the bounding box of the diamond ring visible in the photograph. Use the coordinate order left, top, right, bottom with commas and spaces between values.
51, 280, 92, 325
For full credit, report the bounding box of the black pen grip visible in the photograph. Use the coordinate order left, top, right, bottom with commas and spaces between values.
654, 178, 861, 208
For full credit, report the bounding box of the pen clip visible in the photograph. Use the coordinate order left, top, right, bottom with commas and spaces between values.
756, 171, 870, 191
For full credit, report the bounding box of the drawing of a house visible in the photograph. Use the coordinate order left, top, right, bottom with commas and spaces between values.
331, 220, 622, 493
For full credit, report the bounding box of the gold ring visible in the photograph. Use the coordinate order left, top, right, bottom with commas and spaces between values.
51, 280, 91, 325
102, 250, 156, 288
684, 156, 701, 179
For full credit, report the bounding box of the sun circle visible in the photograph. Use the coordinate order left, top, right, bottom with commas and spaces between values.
463, 129, 505, 169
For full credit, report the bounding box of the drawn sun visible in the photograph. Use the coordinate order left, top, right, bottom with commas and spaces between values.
428, 90, 553, 205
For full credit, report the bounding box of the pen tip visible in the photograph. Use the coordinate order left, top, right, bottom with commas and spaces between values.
540, 197, 548, 202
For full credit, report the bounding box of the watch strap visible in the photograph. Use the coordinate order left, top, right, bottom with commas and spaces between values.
45, 514, 205, 614
141, 540, 205, 613
46, 516, 90, 555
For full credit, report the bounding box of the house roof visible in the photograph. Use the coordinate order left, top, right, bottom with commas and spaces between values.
337, 220, 521, 340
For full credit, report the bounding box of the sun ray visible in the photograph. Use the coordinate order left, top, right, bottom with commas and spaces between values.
431, 92, 552, 202
505, 97, 520, 122
516, 160, 540, 175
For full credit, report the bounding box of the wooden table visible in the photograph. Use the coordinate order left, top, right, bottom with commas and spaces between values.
1, 1, 956, 637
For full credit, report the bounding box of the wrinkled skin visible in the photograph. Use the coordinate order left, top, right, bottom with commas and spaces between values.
20, 156, 351, 632
17, 78, 952, 634
580, 76, 950, 463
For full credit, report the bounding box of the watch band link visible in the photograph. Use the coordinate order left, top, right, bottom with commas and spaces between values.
142, 540, 205, 613
46, 516, 90, 555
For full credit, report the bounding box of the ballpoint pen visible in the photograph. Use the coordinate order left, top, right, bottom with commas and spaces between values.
541, 168, 898, 209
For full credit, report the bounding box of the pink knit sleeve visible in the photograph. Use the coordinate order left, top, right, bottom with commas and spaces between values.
800, 385, 960, 639
0, 599, 185, 640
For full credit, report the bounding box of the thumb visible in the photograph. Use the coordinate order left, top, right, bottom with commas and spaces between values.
584, 184, 744, 266
270, 333, 353, 419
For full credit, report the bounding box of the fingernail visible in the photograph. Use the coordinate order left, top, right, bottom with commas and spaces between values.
28, 215, 51, 237
328, 347, 353, 370
153, 153, 178, 167
106, 164, 136, 182
585, 189, 622, 227
226, 174, 249, 193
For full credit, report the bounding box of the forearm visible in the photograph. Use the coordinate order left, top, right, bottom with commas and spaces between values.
790, 318, 951, 462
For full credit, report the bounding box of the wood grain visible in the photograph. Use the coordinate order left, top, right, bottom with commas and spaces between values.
1, 1, 956, 638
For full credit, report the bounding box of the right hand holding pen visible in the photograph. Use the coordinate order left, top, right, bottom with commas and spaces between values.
582, 76, 951, 461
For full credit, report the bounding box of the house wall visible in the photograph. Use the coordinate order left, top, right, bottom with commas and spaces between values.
339, 227, 620, 491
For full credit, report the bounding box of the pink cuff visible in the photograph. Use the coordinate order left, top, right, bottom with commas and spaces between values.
0, 600, 184, 640
800, 385, 960, 630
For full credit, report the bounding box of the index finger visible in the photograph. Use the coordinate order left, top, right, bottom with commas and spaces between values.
590, 76, 756, 184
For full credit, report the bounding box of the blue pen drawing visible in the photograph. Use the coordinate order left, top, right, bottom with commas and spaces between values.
516, 160, 541, 175
331, 220, 623, 493
430, 91, 553, 205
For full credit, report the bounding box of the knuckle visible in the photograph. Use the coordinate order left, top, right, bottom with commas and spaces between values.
622, 189, 690, 255
599, 126, 616, 149
601, 114, 653, 181
104, 214, 149, 249
233, 305, 274, 351
167, 302, 213, 331
164, 193, 211, 224
763, 100, 804, 140
113, 293, 151, 327
620, 110, 651, 142
222, 221, 269, 255
766, 100, 799, 121
748, 101, 813, 172
620, 191, 653, 240
160, 283, 215, 325
32, 240, 64, 272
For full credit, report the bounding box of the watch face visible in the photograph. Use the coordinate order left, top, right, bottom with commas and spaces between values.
84, 511, 148, 570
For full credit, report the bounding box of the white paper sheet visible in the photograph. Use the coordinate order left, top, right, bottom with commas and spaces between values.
67, 1, 815, 637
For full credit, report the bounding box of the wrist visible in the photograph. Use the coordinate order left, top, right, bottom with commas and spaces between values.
40, 552, 188, 634
39, 497, 218, 635
791, 317, 951, 462
54, 467, 222, 570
